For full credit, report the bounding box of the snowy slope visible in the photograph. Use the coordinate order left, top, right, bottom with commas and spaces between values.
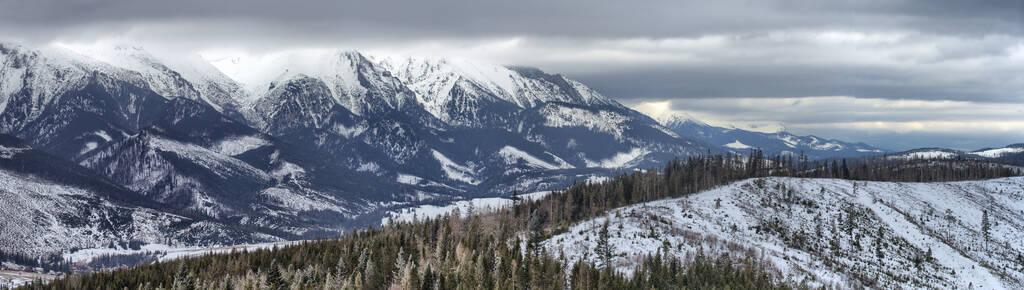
544, 177, 1024, 289
887, 148, 960, 160
0, 134, 274, 258
973, 147, 1024, 158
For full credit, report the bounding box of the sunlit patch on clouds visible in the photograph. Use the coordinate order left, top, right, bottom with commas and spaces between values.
628, 96, 1024, 150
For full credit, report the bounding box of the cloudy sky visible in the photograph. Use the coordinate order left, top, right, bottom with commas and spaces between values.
2, 0, 1022, 150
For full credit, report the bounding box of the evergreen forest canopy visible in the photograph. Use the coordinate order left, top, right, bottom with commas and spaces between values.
22, 151, 1021, 289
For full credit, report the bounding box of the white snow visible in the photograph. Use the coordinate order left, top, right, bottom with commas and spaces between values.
62, 241, 297, 265
544, 177, 1024, 289
541, 106, 630, 139
78, 142, 99, 155
517, 191, 553, 201
396, 173, 424, 185
0, 167, 193, 258
260, 187, 346, 212
585, 175, 610, 184
0, 145, 28, 159
778, 135, 801, 148
270, 161, 306, 180
584, 148, 647, 168
724, 140, 752, 149
94, 130, 112, 142
431, 149, 480, 185
332, 123, 367, 138
889, 150, 958, 160
381, 197, 514, 225
971, 147, 1024, 158
373, 54, 619, 124
150, 136, 272, 181
212, 135, 268, 156
382, 191, 555, 225
0, 269, 54, 288
356, 161, 381, 173
498, 146, 574, 170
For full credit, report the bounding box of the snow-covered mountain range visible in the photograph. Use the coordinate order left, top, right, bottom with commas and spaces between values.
0, 42, 722, 255
659, 114, 887, 159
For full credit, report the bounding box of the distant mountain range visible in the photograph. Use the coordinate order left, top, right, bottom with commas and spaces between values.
658, 114, 888, 159
885, 144, 1024, 165
4, 41, 1009, 257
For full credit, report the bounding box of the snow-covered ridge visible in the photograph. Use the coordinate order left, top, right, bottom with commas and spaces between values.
0, 144, 28, 159
151, 136, 271, 181
584, 147, 647, 168
724, 140, 752, 149
544, 177, 1024, 288
541, 106, 631, 138
497, 146, 574, 170
380, 191, 554, 225
213, 135, 269, 156
888, 149, 959, 160
971, 147, 1024, 158
432, 149, 480, 185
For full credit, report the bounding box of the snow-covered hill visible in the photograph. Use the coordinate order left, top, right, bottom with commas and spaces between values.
659, 114, 887, 159
543, 177, 1024, 289
886, 144, 1024, 166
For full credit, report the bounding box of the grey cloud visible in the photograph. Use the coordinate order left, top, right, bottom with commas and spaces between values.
569, 64, 1023, 103
1, 0, 1021, 44
1, 0, 1021, 150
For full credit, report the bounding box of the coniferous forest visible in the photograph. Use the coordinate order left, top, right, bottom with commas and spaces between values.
22, 152, 1020, 289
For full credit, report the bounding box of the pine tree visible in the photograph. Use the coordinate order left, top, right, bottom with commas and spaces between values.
392, 248, 408, 288
335, 252, 347, 288
222, 275, 232, 290
595, 220, 615, 269
172, 262, 195, 290
265, 259, 286, 290
982, 209, 991, 251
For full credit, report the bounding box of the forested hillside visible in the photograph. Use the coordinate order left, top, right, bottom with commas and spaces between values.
24, 152, 1020, 289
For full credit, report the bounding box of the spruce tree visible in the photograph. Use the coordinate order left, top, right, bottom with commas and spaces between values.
595, 220, 615, 269
982, 209, 991, 251
265, 259, 286, 290
172, 262, 195, 290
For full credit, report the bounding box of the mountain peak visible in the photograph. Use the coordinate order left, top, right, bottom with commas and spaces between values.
657, 113, 710, 128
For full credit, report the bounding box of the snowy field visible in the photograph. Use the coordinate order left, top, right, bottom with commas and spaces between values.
0, 241, 298, 288
0, 269, 56, 288
544, 177, 1024, 289
381, 191, 552, 225
62, 241, 300, 265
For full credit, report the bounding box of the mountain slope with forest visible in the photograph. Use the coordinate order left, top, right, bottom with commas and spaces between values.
545, 177, 1024, 288
27, 152, 1021, 289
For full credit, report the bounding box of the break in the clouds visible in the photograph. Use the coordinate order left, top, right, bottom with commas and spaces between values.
630, 97, 1024, 151
1, 0, 1022, 150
